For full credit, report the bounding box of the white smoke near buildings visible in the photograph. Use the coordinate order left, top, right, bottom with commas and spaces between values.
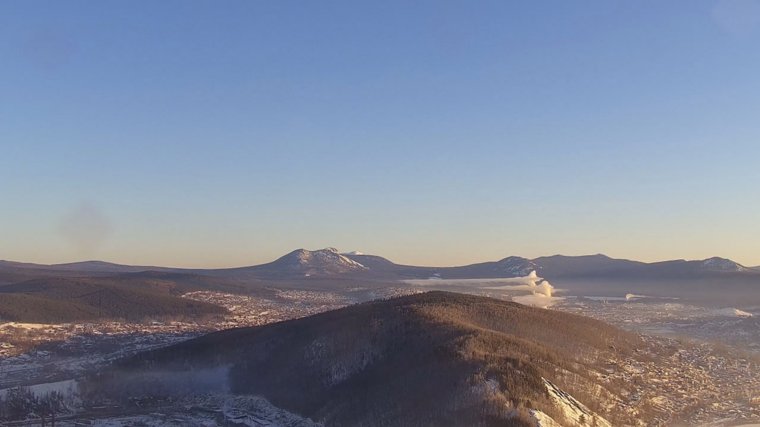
534, 280, 554, 298
505, 271, 561, 308
403, 271, 561, 308
521, 271, 556, 303
474, 271, 556, 297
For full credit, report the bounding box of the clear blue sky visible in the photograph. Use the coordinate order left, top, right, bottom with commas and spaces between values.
2, 0, 759, 268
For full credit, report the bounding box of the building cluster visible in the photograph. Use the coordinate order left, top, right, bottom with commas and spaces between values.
596, 334, 760, 426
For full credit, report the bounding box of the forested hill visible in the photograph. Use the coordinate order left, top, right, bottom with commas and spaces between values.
86, 291, 649, 426
0, 277, 227, 323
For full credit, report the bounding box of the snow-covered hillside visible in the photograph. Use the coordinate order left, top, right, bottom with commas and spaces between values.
254, 248, 368, 277
701, 257, 748, 272
531, 379, 612, 427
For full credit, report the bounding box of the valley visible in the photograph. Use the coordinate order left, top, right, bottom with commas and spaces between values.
1, 249, 759, 426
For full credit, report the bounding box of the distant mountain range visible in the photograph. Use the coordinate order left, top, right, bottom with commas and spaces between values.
2, 249, 758, 322
2, 248, 754, 281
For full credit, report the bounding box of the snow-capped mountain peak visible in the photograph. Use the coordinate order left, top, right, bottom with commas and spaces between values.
261, 248, 368, 278
495, 256, 540, 277
700, 257, 747, 272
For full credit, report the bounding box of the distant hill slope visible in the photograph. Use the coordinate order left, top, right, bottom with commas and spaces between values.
532, 254, 753, 280
0, 277, 228, 323
0, 259, 174, 276
0, 260, 182, 285
86, 292, 645, 426
349, 252, 757, 281
530, 254, 645, 278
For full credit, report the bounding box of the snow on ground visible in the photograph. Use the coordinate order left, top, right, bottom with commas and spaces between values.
712, 308, 753, 318
530, 409, 563, 427
222, 395, 321, 426
56, 394, 322, 427
543, 378, 611, 427
0, 322, 58, 330
0, 378, 78, 398
86, 414, 219, 427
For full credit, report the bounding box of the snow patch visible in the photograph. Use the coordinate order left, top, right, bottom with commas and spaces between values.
290, 248, 368, 272
87, 394, 321, 426
0, 322, 57, 330
530, 409, 563, 427
543, 378, 611, 427
701, 257, 747, 272
0, 379, 78, 399
494, 257, 540, 277
712, 308, 753, 318
222, 395, 322, 426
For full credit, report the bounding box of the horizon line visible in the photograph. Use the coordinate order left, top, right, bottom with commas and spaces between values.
1, 249, 754, 271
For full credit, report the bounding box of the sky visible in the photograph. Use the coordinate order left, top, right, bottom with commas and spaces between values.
2, 0, 760, 268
